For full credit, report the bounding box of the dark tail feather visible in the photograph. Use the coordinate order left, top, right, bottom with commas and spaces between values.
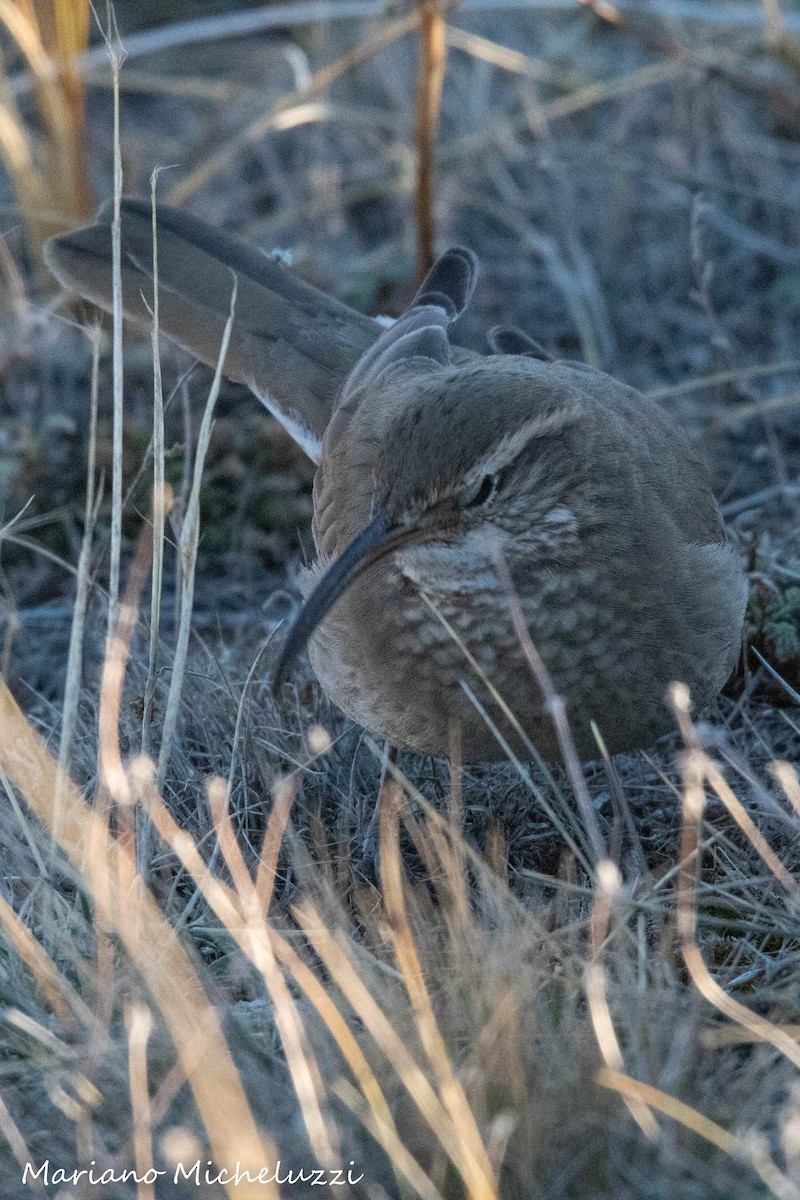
44, 198, 379, 453
409, 246, 478, 321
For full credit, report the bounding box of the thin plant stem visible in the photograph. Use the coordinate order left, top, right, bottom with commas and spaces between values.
157, 281, 237, 788
414, 0, 446, 281
99, 0, 126, 652
55, 324, 100, 841
141, 170, 169, 761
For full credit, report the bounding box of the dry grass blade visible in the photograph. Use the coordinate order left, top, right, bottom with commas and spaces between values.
750, 647, 800, 707
157, 279, 236, 786
225, 640, 272, 820
417, 596, 592, 869
585, 859, 658, 1139
762, 0, 786, 45
141, 771, 337, 1174
0, 687, 272, 1194
671, 689, 797, 895
0, 46, 50, 253
772, 761, 800, 818
0, 0, 91, 253
599, 1069, 800, 1199
32, 0, 92, 218
141, 171, 169, 761
442, 57, 687, 171
461, 193, 604, 366
254, 773, 298, 914
0, 1089, 40, 1190
368, 742, 544, 932
125, 1002, 156, 1200
332, 1076, 445, 1200
712, 391, 800, 431
703, 757, 798, 895
292, 895, 492, 1190
101, 0, 126, 650
596, 1068, 738, 1155
208, 777, 340, 1169
648, 359, 800, 401
0, 890, 97, 1032
444, 25, 576, 83
98, 511, 156, 808
268, 927, 439, 1199
379, 781, 499, 1197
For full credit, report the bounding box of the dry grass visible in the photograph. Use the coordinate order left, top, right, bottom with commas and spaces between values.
1, 2, 800, 1197
0, 0, 91, 259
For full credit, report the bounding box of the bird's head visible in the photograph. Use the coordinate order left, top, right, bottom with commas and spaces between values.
273, 357, 587, 687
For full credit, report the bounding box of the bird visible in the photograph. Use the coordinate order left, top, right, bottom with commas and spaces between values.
45, 198, 747, 764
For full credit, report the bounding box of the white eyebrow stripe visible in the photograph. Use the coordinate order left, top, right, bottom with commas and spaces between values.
470, 407, 580, 477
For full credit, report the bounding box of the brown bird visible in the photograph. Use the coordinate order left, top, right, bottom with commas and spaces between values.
45, 199, 747, 763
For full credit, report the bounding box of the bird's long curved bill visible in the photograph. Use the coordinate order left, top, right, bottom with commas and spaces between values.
273, 507, 398, 690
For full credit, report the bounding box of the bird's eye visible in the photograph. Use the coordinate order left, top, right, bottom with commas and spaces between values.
464, 473, 498, 508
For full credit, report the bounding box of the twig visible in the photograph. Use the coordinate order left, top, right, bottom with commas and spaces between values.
414, 0, 447, 281
648, 360, 800, 401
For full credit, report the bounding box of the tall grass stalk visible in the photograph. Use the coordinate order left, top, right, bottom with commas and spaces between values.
156, 281, 236, 788
102, 0, 126, 647
55, 323, 100, 840
141, 169, 169, 762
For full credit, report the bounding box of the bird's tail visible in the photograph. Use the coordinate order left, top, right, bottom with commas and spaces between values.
44, 198, 379, 457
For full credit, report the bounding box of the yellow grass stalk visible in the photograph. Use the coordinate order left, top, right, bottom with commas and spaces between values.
137, 770, 339, 1173
379, 780, 499, 1196
0, 0, 91, 251
585, 859, 659, 1140
772, 760, 800, 818
0, 683, 274, 1199
0, 53, 50, 252
596, 1068, 738, 1155
292, 893, 498, 1199
125, 1002, 157, 1200
598, 1069, 800, 1197
0, 1089, 39, 1183
103, 0, 125, 644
